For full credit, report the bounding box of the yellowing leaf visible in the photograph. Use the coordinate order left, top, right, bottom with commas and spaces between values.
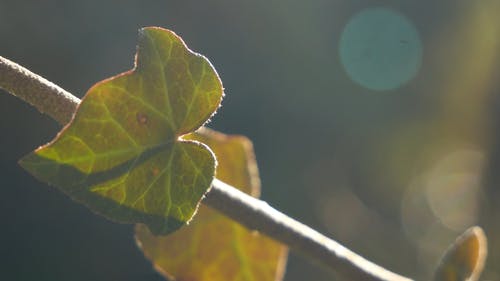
135, 128, 288, 281
19, 27, 223, 235
434, 226, 487, 281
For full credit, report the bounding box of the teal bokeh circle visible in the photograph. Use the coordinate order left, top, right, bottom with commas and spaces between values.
339, 8, 422, 91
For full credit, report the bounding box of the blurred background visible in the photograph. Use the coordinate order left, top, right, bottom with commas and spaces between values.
1, 0, 500, 280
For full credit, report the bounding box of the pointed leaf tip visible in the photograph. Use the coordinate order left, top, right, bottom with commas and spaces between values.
434, 226, 487, 281
20, 27, 223, 235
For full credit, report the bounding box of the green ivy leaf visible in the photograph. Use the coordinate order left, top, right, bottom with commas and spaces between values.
19, 27, 223, 235
433, 226, 487, 281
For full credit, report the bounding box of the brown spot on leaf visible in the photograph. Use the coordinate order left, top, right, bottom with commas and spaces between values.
136, 112, 148, 125
152, 167, 160, 177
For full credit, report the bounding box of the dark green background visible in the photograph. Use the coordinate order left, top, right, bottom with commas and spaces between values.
1, 1, 500, 280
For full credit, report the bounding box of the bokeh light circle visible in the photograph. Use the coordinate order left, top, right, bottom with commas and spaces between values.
339, 7, 422, 91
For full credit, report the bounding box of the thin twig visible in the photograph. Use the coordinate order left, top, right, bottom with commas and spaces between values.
207, 179, 412, 281
0, 55, 413, 281
0, 56, 80, 124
